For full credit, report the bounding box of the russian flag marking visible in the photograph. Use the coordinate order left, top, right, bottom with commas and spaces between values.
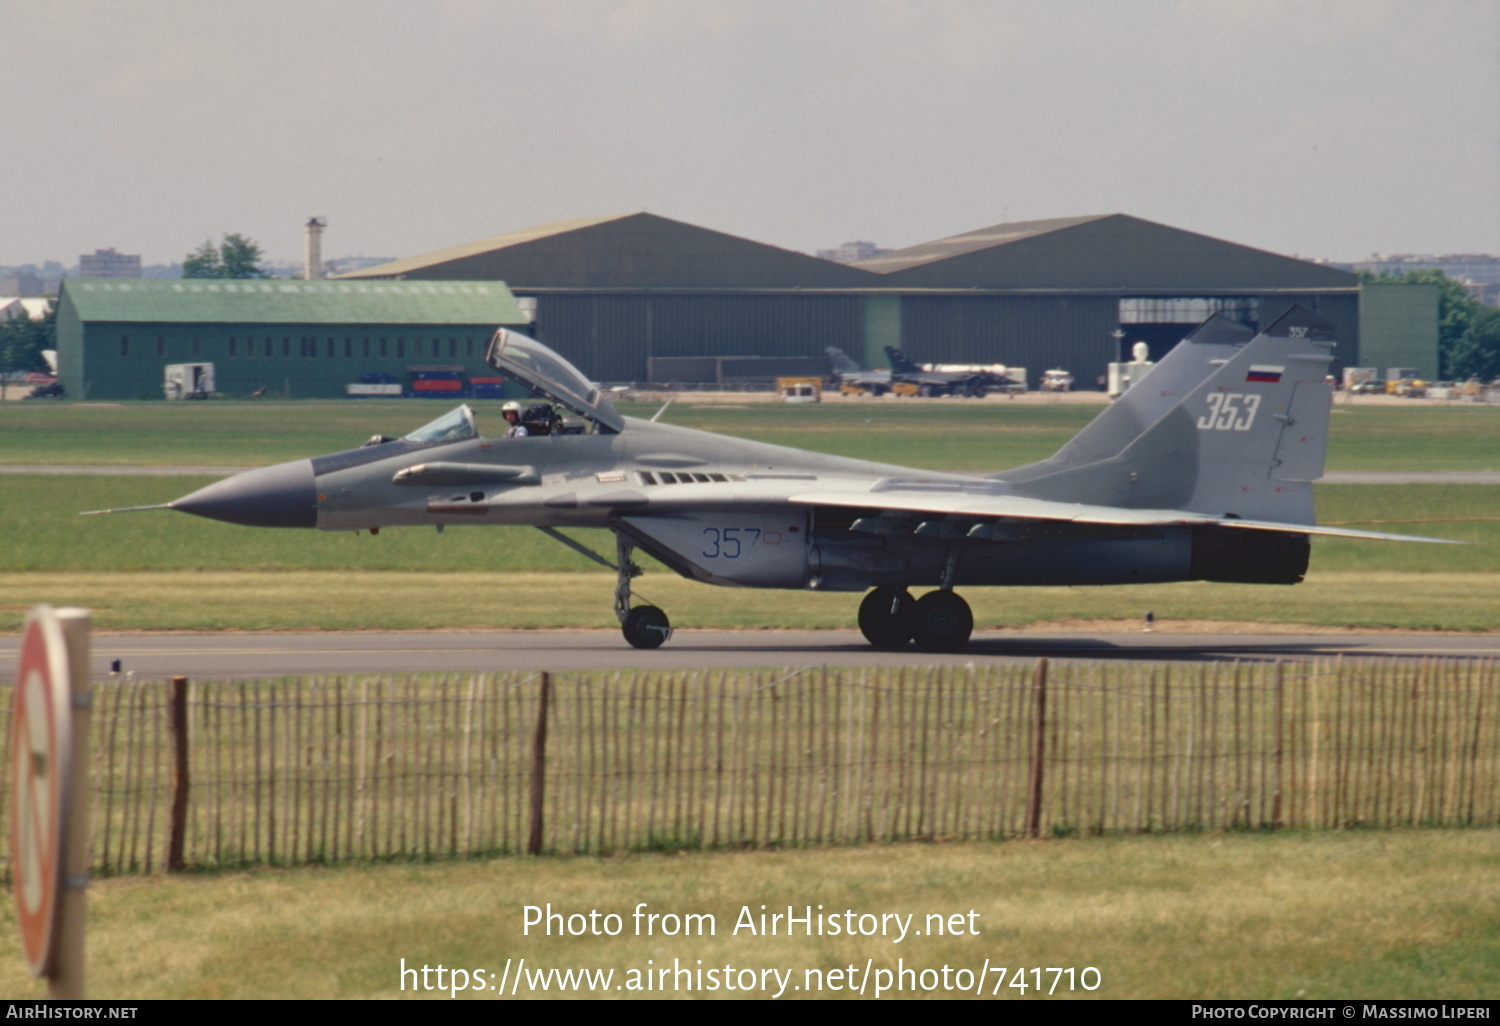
1245, 365, 1284, 383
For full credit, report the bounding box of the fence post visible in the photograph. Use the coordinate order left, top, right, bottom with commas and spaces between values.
168, 675, 190, 872
1025, 658, 1048, 838
1272, 661, 1284, 829
527, 672, 550, 856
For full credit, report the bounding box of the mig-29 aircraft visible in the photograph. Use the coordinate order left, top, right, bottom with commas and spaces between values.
89, 307, 1455, 652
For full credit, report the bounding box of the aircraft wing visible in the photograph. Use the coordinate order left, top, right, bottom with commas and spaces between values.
786, 485, 1463, 544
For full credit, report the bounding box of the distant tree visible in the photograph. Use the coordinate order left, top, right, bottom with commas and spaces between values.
182, 234, 271, 279
1445, 304, 1500, 382
0, 307, 56, 397
182, 239, 222, 278
220, 233, 270, 278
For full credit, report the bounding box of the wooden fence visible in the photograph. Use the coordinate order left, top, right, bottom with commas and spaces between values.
1, 658, 1496, 877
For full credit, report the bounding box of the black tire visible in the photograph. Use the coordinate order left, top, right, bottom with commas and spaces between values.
622, 605, 671, 649
910, 591, 973, 653
858, 587, 915, 648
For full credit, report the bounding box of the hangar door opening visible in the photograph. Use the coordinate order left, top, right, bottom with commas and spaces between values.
1117, 298, 1259, 362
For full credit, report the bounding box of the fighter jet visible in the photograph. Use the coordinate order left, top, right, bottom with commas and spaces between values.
88, 307, 1457, 652
825, 346, 892, 395
882, 346, 1018, 397
826, 344, 1016, 397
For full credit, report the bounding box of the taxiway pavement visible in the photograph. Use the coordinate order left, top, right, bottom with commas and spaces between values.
1, 628, 1496, 684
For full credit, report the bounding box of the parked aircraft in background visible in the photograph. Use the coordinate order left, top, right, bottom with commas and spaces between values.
825, 346, 893, 395
826, 346, 1019, 397
88, 309, 1455, 652
882, 346, 1020, 396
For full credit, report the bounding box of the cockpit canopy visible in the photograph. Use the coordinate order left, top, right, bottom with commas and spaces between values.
403, 404, 477, 445
485, 328, 623, 434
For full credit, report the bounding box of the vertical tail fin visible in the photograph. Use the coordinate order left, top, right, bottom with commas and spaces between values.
884, 346, 922, 374
1009, 313, 1256, 473
825, 347, 864, 375
1000, 307, 1336, 525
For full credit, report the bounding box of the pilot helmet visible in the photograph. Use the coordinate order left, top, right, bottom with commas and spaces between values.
502, 401, 521, 416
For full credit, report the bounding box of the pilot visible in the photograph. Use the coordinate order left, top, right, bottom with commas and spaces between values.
501, 401, 528, 438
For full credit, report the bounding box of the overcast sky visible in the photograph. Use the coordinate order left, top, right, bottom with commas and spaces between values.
4, 0, 1497, 269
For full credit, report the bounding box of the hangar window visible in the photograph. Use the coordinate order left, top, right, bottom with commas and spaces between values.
379, 338, 388, 358
282, 338, 291, 358
449, 338, 457, 359
228, 337, 238, 358
396, 338, 406, 359
344, 338, 353, 358
120, 336, 129, 357
192, 338, 202, 358
413, 338, 424, 358
1119, 297, 1259, 325
155, 337, 166, 358
326, 338, 336, 358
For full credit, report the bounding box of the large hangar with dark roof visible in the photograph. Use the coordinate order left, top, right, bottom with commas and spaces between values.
340, 211, 1367, 386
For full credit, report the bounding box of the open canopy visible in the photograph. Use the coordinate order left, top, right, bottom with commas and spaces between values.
484, 328, 623, 434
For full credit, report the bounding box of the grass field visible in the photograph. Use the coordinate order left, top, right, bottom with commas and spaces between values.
3, 477, 1497, 630
3, 398, 1500, 470
1, 830, 1494, 999
4, 570, 1498, 632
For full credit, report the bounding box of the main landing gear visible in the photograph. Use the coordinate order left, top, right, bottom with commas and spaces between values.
859, 586, 973, 653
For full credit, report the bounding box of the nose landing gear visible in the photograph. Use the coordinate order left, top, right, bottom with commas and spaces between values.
532, 525, 674, 649
614, 531, 672, 649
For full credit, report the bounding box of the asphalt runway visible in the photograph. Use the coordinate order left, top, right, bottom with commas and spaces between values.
1, 628, 1496, 683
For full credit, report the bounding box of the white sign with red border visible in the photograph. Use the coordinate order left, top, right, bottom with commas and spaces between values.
11, 605, 74, 977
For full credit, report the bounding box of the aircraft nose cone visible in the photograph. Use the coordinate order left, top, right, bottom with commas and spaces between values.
172, 460, 318, 528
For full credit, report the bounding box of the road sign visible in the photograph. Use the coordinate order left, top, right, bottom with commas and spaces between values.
11, 605, 74, 977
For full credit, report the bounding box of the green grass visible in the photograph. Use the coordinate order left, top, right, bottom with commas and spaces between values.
0, 830, 1494, 999
3, 399, 1499, 471
3, 569, 1497, 631
8, 477, 1498, 574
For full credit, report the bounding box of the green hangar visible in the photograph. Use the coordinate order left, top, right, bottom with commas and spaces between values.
338, 211, 1416, 385
55, 279, 527, 400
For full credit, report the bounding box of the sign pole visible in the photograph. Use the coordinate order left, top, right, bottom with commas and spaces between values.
51, 608, 91, 999
10, 605, 90, 998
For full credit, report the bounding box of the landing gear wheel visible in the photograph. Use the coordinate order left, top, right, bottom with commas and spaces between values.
858, 587, 915, 648
910, 591, 973, 653
622, 605, 672, 649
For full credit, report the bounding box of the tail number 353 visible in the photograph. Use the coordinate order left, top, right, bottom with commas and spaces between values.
1197, 392, 1261, 431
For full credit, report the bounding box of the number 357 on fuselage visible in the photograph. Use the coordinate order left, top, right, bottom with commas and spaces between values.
87, 308, 1458, 652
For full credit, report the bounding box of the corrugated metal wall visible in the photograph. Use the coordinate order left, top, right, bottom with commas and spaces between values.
532, 293, 865, 382
69, 321, 499, 400
899, 294, 1120, 384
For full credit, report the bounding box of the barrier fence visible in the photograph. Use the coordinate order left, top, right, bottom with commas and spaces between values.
1, 658, 1496, 877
